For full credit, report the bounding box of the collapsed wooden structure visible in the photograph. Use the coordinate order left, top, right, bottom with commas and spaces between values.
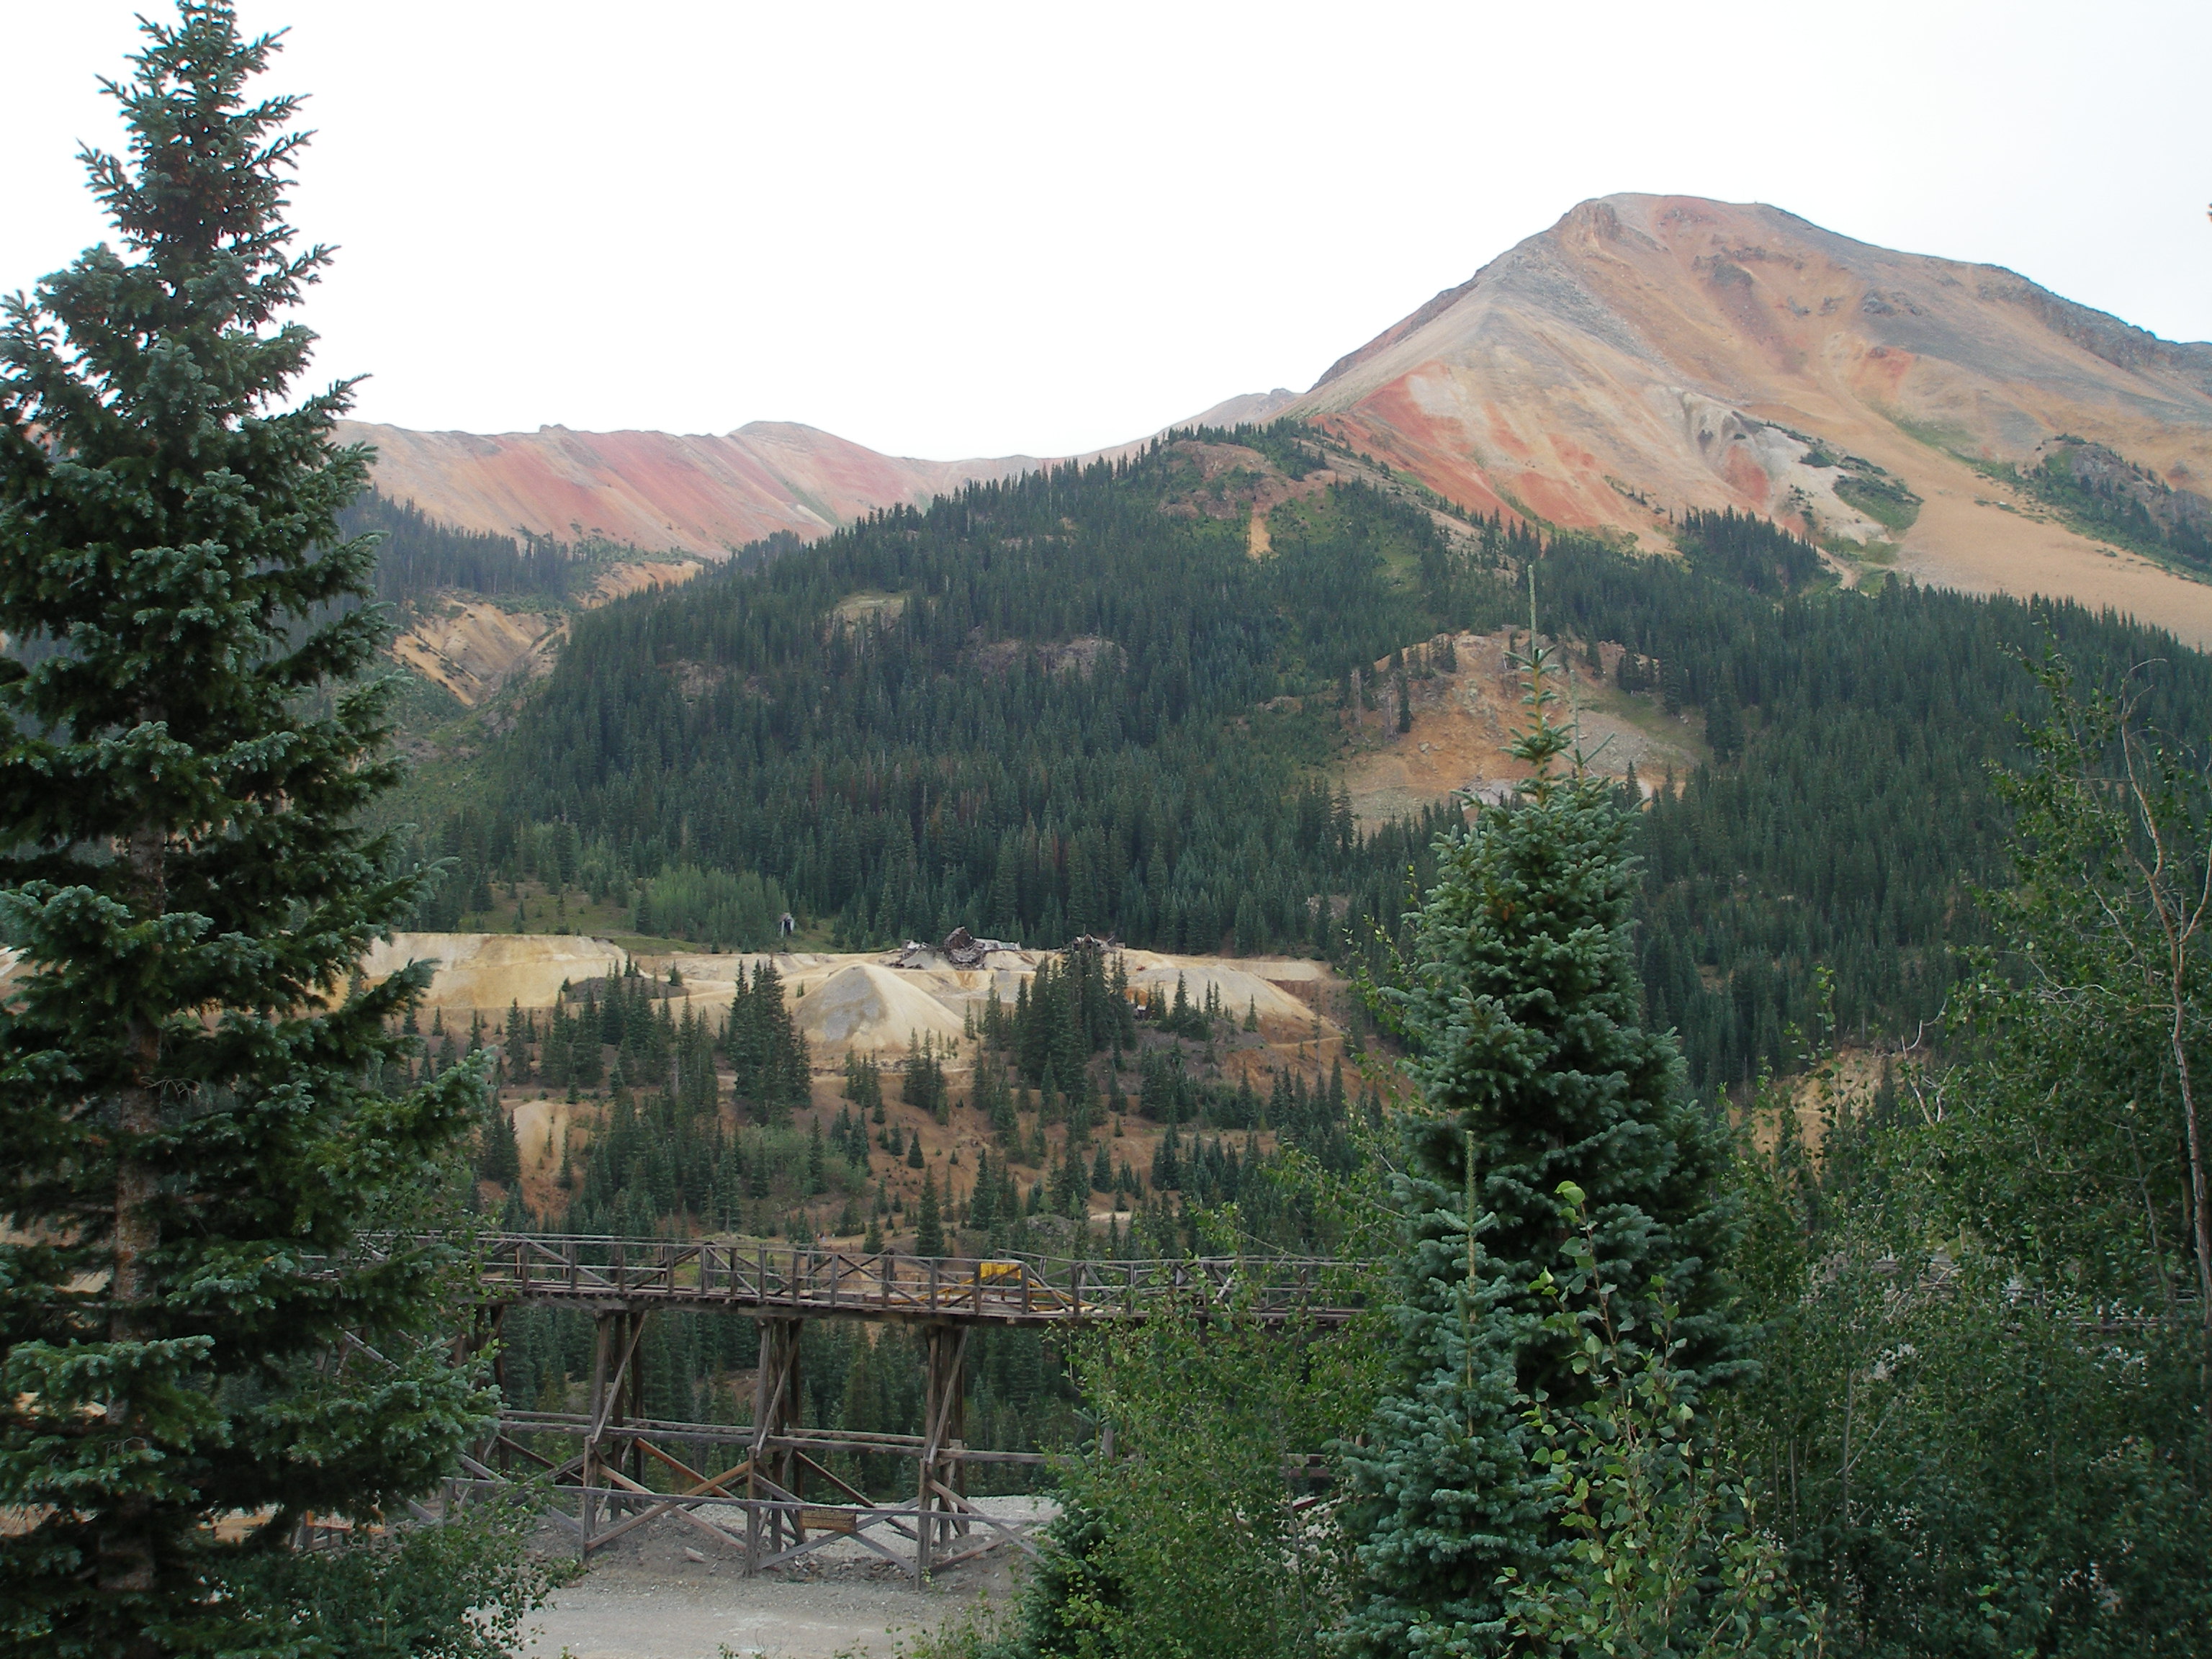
413, 1234, 1360, 1583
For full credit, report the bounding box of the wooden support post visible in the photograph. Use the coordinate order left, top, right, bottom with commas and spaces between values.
917, 1323, 969, 1583
486, 1304, 511, 1476
749, 1318, 803, 1561
443, 1302, 511, 1512
624, 1310, 647, 1488
582, 1310, 613, 1547
582, 1308, 649, 1553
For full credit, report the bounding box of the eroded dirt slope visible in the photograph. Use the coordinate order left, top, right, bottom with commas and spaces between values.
1336, 629, 1699, 829
390, 559, 699, 706
386, 936, 1339, 1061
377, 934, 1359, 1230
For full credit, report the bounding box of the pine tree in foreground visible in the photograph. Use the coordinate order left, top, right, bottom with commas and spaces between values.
0, 6, 530, 1652
1337, 620, 1744, 1656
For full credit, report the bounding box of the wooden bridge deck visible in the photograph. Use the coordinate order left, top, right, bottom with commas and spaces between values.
430, 1233, 1363, 1326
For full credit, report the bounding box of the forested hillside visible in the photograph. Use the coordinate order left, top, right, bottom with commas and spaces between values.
338, 490, 585, 608
410, 428, 2212, 1087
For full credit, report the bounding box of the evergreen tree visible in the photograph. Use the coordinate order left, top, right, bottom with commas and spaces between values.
970, 1151, 999, 1231
843, 1048, 883, 1115
504, 998, 531, 1084
902, 1032, 949, 1120
477, 1102, 522, 1187
1340, 625, 1742, 1655
916, 1169, 945, 1256
1704, 680, 1745, 763
725, 958, 806, 1124
1151, 1119, 1182, 1191
0, 7, 502, 1647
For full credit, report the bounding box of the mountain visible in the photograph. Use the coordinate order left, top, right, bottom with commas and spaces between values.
340, 393, 1306, 558
333, 418, 1045, 555
1280, 193, 2212, 639
343, 194, 2212, 639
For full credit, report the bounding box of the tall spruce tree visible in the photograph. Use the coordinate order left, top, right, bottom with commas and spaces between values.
915, 1167, 946, 1256
0, 7, 495, 1651
1339, 620, 1742, 1655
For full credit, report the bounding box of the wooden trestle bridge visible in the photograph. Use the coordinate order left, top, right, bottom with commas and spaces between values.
414, 1234, 1362, 1583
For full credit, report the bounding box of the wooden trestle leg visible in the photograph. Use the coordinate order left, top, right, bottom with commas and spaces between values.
485, 1304, 509, 1475
581, 1308, 647, 1552
447, 1303, 505, 1515
917, 1323, 970, 1581
749, 1318, 804, 1562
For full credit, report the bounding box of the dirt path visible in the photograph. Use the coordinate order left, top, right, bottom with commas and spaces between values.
521, 1503, 1041, 1658
521, 1570, 986, 1659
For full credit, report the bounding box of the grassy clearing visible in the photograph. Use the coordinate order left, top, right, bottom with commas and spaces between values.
1834, 472, 1923, 533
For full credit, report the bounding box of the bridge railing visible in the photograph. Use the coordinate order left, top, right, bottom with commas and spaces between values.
355, 1233, 1366, 1322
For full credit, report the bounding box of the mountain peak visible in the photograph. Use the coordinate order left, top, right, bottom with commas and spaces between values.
1279, 193, 2212, 638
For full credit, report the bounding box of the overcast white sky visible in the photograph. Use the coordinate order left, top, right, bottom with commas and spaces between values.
4, 1, 2208, 459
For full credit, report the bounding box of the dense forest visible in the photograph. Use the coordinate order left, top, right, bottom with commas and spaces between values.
335, 487, 732, 612
408, 426, 2212, 1089
336, 490, 588, 608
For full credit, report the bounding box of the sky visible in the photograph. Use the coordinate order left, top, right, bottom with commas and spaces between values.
4, 1, 2208, 460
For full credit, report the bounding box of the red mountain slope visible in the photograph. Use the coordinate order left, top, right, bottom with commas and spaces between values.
334, 418, 1043, 555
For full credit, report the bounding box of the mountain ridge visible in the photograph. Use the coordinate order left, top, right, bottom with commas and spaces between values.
343, 193, 2212, 640
333, 417, 1048, 557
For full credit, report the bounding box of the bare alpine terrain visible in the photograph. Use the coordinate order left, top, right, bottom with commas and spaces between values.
336, 420, 1045, 557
